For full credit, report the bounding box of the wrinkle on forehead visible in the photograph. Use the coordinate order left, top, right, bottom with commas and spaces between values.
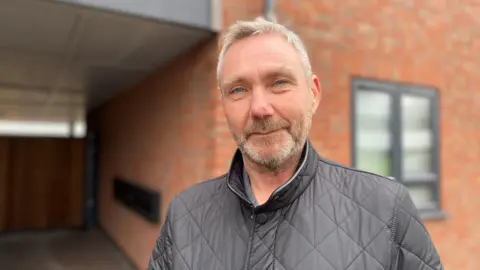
220, 42, 304, 90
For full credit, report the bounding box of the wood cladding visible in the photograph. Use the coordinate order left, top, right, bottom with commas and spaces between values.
0, 137, 86, 232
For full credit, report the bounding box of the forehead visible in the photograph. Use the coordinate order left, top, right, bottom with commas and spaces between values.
219, 34, 303, 83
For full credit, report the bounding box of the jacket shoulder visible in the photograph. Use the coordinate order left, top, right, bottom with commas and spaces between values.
166, 174, 228, 220
317, 157, 407, 223
316, 158, 443, 268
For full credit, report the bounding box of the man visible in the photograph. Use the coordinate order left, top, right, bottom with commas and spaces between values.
148, 19, 443, 270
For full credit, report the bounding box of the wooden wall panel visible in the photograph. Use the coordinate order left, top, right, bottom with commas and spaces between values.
68, 139, 86, 227
45, 138, 70, 228
0, 138, 9, 231
0, 137, 86, 232
8, 138, 32, 229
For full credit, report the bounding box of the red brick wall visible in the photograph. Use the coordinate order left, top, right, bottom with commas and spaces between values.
88, 39, 219, 269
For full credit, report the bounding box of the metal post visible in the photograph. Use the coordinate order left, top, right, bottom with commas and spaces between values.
264, 0, 276, 22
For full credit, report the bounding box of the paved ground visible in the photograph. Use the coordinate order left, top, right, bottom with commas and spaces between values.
0, 229, 135, 270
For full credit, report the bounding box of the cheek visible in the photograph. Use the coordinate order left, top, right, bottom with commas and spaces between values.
224, 101, 249, 132
274, 95, 303, 120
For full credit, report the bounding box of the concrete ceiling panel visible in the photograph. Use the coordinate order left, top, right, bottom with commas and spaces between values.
0, 0, 214, 124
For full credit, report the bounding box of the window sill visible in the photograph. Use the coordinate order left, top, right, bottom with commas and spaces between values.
419, 209, 448, 221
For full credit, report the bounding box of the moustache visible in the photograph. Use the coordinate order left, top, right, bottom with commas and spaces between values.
245, 118, 290, 137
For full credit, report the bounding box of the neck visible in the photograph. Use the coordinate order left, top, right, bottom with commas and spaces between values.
243, 149, 303, 205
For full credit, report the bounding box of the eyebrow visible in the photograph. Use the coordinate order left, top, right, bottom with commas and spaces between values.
222, 66, 297, 90
221, 76, 249, 92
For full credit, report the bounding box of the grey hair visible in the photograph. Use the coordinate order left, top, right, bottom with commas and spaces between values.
216, 18, 312, 84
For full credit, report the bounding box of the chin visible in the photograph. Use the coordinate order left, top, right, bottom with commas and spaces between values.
251, 148, 281, 161
247, 134, 286, 151
244, 136, 295, 164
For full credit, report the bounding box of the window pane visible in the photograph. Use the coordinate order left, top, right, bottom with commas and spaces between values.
355, 90, 392, 177
401, 96, 434, 179
407, 184, 436, 209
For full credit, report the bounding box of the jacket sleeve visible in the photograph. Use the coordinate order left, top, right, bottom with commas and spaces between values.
392, 186, 444, 270
148, 201, 175, 270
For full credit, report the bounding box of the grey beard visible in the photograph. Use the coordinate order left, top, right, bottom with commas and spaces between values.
238, 134, 304, 172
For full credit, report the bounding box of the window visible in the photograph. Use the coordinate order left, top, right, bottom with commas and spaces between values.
351, 78, 440, 212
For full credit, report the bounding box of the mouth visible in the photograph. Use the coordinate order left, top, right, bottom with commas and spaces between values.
249, 129, 283, 137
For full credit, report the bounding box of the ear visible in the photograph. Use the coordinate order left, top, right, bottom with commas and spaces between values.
310, 75, 322, 114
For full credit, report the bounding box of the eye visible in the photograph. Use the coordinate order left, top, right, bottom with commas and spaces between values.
230, 87, 246, 94
273, 79, 288, 87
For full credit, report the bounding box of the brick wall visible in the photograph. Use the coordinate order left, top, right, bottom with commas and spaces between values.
88, 38, 219, 269
91, 0, 479, 268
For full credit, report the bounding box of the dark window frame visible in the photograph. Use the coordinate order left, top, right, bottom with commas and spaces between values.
351, 77, 442, 214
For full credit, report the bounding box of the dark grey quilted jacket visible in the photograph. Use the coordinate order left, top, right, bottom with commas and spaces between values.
148, 141, 443, 270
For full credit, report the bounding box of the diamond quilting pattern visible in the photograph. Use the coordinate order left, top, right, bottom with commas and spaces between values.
181, 236, 226, 269
317, 228, 364, 270
287, 194, 337, 248
275, 219, 322, 270
345, 252, 385, 270
339, 206, 386, 249
364, 225, 392, 269
173, 213, 202, 252
355, 186, 396, 225
294, 248, 336, 270
316, 186, 360, 225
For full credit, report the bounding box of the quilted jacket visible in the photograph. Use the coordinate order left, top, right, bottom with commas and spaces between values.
148, 141, 443, 270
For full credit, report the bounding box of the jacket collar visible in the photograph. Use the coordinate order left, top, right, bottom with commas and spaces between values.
226, 140, 319, 213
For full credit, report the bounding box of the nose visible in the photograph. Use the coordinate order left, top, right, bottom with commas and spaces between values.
250, 88, 274, 119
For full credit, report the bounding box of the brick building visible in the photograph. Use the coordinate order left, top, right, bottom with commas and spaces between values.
87, 1, 480, 269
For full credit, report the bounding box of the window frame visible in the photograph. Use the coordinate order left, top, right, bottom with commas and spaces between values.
351, 77, 442, 213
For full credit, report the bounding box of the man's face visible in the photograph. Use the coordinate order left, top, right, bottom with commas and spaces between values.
219, 33, 321, 170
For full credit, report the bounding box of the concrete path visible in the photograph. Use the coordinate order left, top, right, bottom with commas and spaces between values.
0, 229, 135, 270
